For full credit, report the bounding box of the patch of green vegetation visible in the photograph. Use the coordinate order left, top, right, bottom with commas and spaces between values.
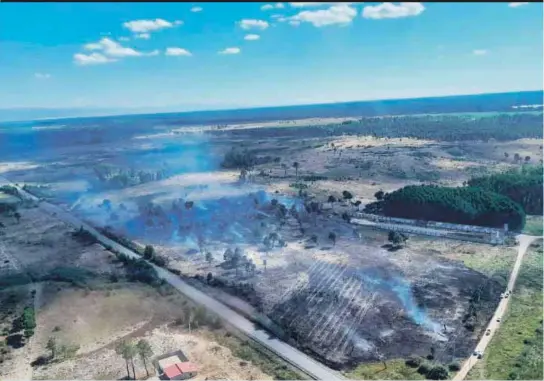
468, 165, 543, 217
215, 331, 304, 380
345, 359, 425, 380
366, 184, 526, 230
467, 240, 543, 380
522, 215, 543, 236
457, 248, 517, 287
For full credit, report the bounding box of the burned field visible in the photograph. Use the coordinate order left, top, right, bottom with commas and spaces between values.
1, 111, 540, 372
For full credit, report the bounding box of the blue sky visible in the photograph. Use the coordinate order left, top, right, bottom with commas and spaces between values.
0, 2, 542, 110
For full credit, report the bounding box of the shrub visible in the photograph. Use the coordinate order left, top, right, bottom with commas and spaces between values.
448, 362, 461, 371
417, 363, 430, 375
405, 357, 423, 368
427, 365, 449, 380
342, 190, 353, 200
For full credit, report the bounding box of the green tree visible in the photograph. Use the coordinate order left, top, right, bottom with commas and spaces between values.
328, 232, 337, 246
427, 365, 449, 380
116, 340, 136, 379
281, 163, 288, 177
388, 231, 408, 248
46, 337, 57, 359
224, 248, 233, 262
374, 190, 385, 200
293, 162, 299, 180
136, 339, 153, 377
143, 245, 155, 260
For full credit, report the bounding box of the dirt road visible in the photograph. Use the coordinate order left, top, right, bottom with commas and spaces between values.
0, 177, 344, 381
453, 234, 540, 381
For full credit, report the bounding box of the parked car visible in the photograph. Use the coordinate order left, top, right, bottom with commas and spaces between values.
486, 329, 491, 336
496, 318, 501, 323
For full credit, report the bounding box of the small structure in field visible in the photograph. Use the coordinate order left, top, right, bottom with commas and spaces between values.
156, 352, 198, 380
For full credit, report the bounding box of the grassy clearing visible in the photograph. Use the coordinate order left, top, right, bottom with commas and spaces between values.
345, 359, 426, 380
467, 240, 543, 380
522, 215, 543, 236
213, 330, 304, 380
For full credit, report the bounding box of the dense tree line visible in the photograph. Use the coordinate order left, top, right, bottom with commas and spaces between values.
217, 113, 543, 142
468, 166, 543, 215
221, 148, 275, 170
366, 184, 526, 230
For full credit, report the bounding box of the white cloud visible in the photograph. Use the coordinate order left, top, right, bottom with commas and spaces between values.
118, 37, 130, 42
473, 49, 488, 55
73, 52, 117, 66
165, 47, 192, 56
262, 3, 285, 10
191, 6, 203, 12
271, 14, 284, 19
244, 34, 260, 41
122, 18, 179, 33
290, 3, 357, 27
34, 73, 51, 79
289, 2, 346, 7
218, 47, 241, 55
239, 19, 270, 30
362, 2, 425, 19
84, 38, 144, 57
508, 2, 529, 7
136, 33, 150, 40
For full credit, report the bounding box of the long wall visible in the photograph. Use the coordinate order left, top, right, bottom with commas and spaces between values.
352, 213, 506, 245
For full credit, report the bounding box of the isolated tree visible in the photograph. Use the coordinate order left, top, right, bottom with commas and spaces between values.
143, 245, 155, 260
205, 251, 213, 264
46, 337, 57, 359
328, 232, 337, 246
328, 195, 336, 203
310, 234, 318, 245
281, 163, 288, 177
239, 168, 248, 182
207, 272, 213, 284
224, 248, 233, 262
197, 235, 206, 254
388, 231, 408, 248
524, 155, 531, 163
14, 211, 21, 223
116, 341, 135, 379
293, 162, 300, 180
504, 152, 509, 159
263, 236, 272, 251
136, 339, 153, 377
374, 190, 385, 200
513, 153, 521, 163
342, 190, 353, 200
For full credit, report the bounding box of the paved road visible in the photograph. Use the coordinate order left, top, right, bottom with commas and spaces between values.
0, 177, 344, 381
453, 234, 540, 381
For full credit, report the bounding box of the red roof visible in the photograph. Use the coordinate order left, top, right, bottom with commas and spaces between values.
177, 362, 198, 373
163, 362, 198, 379
164, 364, 182, 379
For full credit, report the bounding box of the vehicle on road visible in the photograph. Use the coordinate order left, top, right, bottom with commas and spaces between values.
485, 329, 491, 336
496, 318, 501, 323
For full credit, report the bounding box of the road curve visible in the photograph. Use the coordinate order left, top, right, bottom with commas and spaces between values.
0, 177, 344, 381
453, 234, 541, 380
